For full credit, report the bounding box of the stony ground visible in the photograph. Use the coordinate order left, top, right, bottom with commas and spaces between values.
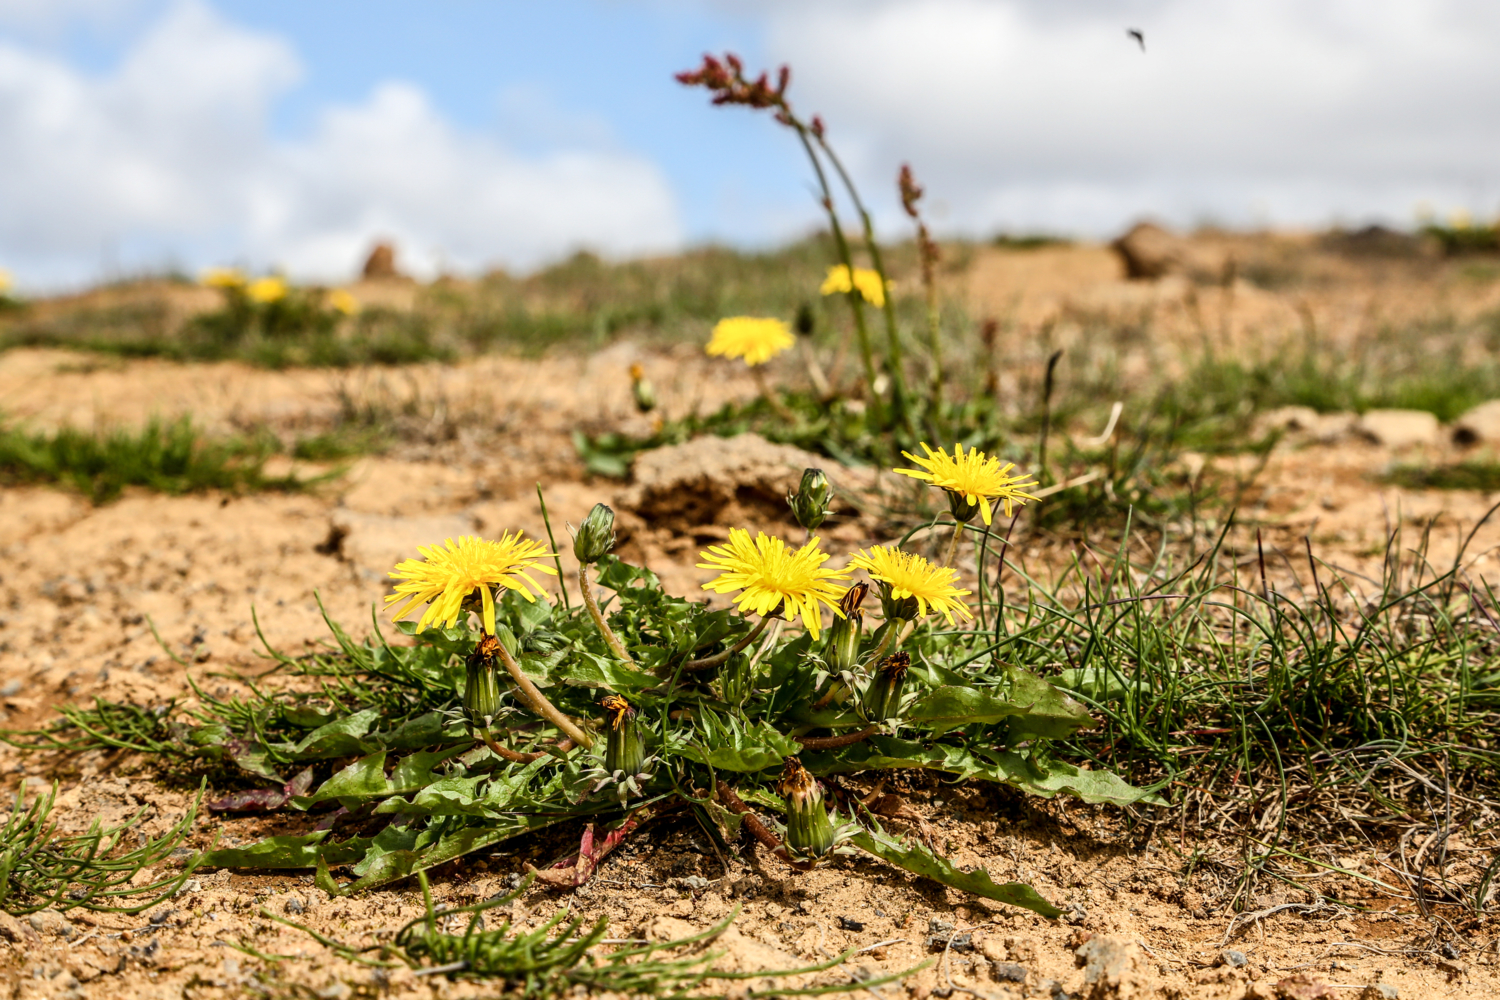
3, 242, 1500, 998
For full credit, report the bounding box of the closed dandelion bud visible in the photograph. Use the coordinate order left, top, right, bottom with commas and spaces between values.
794, 302, 815, 337
779, 757, 835, 858
946, 488, 979, 523
825, 582, 868, 672
863, 651, 910, 722
630, 363, 657, 413
601, 694, 644, 776
572, 503, 617, 564
464, 634, 505, 732
877, 581, 921, 623
788, 467, 832, 531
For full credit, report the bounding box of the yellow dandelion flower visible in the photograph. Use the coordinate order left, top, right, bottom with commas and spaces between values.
819, 264, 889, 308
327, 288, 360, 315
246, 276, 288, 304
201, 267, 246, 289
697, 529, 850, 638
386, 533, 557, 636
894, 442, 1038, 525
706, 316, 795, 366
848, 545, 973, 624
0, 268, 11, 294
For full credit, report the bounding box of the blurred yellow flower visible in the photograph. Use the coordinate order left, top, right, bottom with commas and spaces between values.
246, 276, 288, 304
328, 288, 360, 315
698, 529, 849, 638
0, 268, 11, 295
819, 264, 888, 308
706, 316, 795, 366
894, 442, 1038, 525
386, 533, 557, 637
848, 545, 973, 624
201, 267, 246, 290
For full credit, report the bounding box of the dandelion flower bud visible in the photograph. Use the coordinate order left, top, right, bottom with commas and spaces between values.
824, 582, 868, 673
630, 363, 657, 413
572, 504, 617, 565
788, 467, 832, 531
779, 756, 836, 859
862, 651, 910, 723
601, 694, 645, 777
463, 634, 505, 733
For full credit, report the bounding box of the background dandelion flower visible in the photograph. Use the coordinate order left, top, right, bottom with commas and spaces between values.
706, 316, 795, 366
698, 528, 849, 638
894, 442, 1038, 524
848, 545, 973, 624
386, 532, 556, 636
819, 264, 889, 308
246, 276, 288, 304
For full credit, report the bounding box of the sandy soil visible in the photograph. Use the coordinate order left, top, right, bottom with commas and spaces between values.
3, 244, 1500, 998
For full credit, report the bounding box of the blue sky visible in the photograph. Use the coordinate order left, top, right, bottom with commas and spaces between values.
2, 0, 1499, 289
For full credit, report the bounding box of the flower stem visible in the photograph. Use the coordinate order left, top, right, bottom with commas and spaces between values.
535, 483, 570, 611
683, 615, 772, 671
752, 366, 798, 423
943, 521, 962, 569
493, 640, 593, 750
794, 725, 879, 751
715, 780, 813, 872
578, 563, 633, 664
478, 729, 543, 764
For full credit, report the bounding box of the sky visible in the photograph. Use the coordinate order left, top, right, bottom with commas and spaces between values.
1, 0, 1498, 290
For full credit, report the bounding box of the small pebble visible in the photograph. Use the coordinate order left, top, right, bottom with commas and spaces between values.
991, 962, 1027, 983
679, 876, 711, 892
1218, 949, 1248, 968
838, 915, 864, 931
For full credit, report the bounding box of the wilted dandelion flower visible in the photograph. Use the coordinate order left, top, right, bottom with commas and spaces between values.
819, 264, 888, 308
327, 288, 360, 315
706, 316, 795, 366
698, 528, 849, 638
894, 442, 1038, 525
201, 267, 246, 289
386, 533, 557, 636
848, 545, 973, 624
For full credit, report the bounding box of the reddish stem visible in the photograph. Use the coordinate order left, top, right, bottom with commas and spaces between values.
793, 725, 879, 751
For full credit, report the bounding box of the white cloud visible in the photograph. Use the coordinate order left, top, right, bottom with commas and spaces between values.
0, 0, 681, 290
761, 0, 1500, 235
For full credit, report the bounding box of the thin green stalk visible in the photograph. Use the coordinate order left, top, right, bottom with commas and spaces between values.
536, 483, 570, 611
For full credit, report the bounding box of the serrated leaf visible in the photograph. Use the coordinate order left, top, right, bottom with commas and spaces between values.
202, 831, 330, 869
998, 664, 1094, 740
851, 827, 1061, 918
272, 708, 382, 759
677, 715, 798, 773
904, 685, 1031, 736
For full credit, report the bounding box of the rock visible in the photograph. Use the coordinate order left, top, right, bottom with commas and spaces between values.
322, 510, 479, 578
1311, 412, 1357, 444
1256, 406, 1320, 437
837, 915, 864, 931
0, 679, 20, 698
361, 241, 401, 280
1274, 973, 1337, 999
1452, 400, 1500, 446
1218, 949, 1248, 968
1359, 986, 1398, 1000
28, 909, 73, 938
991, 962, 1028, 983
679, 875, 711, 892
1112, 222, 1186, 280
0, 910, 38, 945
1354, 409, 1440, 448
621, 433, 868, 530
1074, 934, 1148, 998
1323, 225, 1431, 259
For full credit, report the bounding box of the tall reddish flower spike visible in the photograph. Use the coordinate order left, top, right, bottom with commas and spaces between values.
899, 164, 924, 218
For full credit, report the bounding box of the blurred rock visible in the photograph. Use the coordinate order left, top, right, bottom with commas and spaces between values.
361, 241, 401, 280
621, 433, 871, 531
1322, 225, 1433, 259
28, 909, 73, 938
1359, 986, 1398, 1000
323, 510, 479, 579
1255, 406, 1320, 437
1112, 222, 1184, 280
1452, 399, 1500, 446
1354, 409, 1440, 448
991, 962, 1028, 983
1311, 412, 1357, 443
1074, 933, 1152, 998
